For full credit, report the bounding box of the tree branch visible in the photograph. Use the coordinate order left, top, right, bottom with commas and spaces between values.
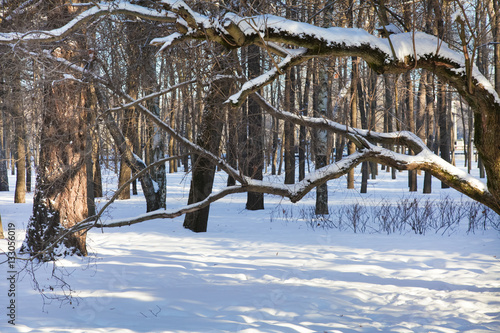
251, 93, 499, 214
0, 2, 175, 44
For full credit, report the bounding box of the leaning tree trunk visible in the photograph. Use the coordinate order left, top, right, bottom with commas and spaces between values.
22, 75, 89, 259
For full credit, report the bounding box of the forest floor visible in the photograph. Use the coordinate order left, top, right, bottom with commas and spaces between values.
1, 155, 499, 332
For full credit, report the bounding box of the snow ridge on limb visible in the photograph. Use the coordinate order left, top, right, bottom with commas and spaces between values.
151, 32, 186, 54
71, 152, 367, 231
0, 2, 175, 44
154, 4, 500, 106
228, 50, 307, 107
251, 93, 427, 153
252, 93, 497, 213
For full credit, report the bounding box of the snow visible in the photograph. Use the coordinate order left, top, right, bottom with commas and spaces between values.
0, 2, 173, 43
151, 32, 183, 54
381, 24, 402, 34
1, 157, 499, 332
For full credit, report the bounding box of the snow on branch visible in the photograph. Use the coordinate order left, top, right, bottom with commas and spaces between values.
0, 2, 175, 44
79, 186, 247, 231
251, 93, 498, 213
153, 4, 500, 107
69, 152, 371, 232
227, 50, 307, 107
106, 78, 197, 113
251, 93, 427, 153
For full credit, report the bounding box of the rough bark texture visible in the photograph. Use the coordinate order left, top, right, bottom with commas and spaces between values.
144, 46, 166, 208
118, 22, 142, 200
298, 63, 311, 181
12, 70, 26, 203
22, 78, 89, 259
0, 57, 10, 192
348, 57, 358, 189
246, 44, 265, 211
313, 65, 328, 215
21, 1, 90, 259
184, 50, 235, 231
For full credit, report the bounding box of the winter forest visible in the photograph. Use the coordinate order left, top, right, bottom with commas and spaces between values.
0, 0, 499, 332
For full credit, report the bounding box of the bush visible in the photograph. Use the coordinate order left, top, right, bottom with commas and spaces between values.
271, 194, 499, 235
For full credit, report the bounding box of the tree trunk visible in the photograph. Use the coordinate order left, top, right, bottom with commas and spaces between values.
26, 145, 32, 192
85, 90, 96, 216
184, 49, 235, 231
92, 130, 102, 198
299, 63, 311, 181
13, 70, 26, 203
437, 80, 451, 188
118, 22, 141, 200
486, 0, 499, 94
313, 62, 328, 215
227, 92, 239, 185
423, 72, 435, 194
405, 72, 417, 192
347, 56, 358, 189
144, 47, 166, 208
246, 44, 264, 211
284, 67, 295, 184
91, 78, 162, 213
384, 75, 396, 178
0, 64, 9, 192
368, 69, 378, 179
168, 79, 178, 174
357, 68, 368, 193
21, 1, 90, 259
270, 115, 278, 176
22, 77, 89, 259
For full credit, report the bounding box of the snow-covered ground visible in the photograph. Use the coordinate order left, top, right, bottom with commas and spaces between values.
1, 157, 499, 333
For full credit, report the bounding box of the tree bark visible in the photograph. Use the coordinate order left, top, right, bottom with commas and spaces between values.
21, 1, 91, 259
144, 46, 166, 208
12, 69, 26, 203
284, 67, 295, 184
22, 75, 89, 259
118, 21, 142, 200
348, 57, 358, 189
437, 80, 451, 188
299, 63, 311, 181
405, 72, 417, 192
313, 62, 328, 215
246, 44, 265, 211
357, 68, 368, 193
423, 72, 434, 194
0, 59, 9, 192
